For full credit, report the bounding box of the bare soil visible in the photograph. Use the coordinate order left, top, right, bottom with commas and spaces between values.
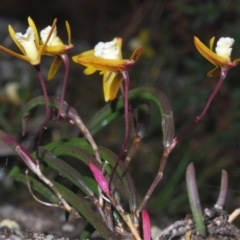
157, 208, 240, 240
0, 202, 240, 240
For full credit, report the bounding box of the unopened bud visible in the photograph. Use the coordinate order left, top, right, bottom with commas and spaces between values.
88, 162, 109, 195
142, 210, 151, 240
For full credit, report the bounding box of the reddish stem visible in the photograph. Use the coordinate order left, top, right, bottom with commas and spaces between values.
173, 68, 228, 146
34, 65, 50, 160
109, 71, 129, 190
57, 54, 69, 119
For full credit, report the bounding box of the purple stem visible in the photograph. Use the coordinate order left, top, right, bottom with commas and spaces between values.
122, 71, 130, 153
174, 68, 228, 145
0, 129, 39, 173
34, 65, 50, 160
57, 54, 69, 119
109, 71, 129, 190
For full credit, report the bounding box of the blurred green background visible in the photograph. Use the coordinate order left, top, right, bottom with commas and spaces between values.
0, 0, 240, 230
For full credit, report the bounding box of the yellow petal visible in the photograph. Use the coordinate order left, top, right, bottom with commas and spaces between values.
28, 17, 39, 49
66, 21, 71, 45
72, 50, 95, 61
76, 57, 135, 72
43, 45, 67, 55
103, 71, 123, 101
108, 73, 123, 101
209, 37, 215, 51
8, 25, 25, 55
40, 18, 58, 55
130, 47, 143, 61
207, 67, 221, 77
83, 67, 97, 75
194, 36, 229, 67
233, 58, 240, 65
48, 56, 62, 80
0, 45, 30, 62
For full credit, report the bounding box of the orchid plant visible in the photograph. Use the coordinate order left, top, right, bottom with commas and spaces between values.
0, 16, 240, 239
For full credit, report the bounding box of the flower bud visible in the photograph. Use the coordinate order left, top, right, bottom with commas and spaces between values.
88, 162, 109, 195
142, 210, 151, 240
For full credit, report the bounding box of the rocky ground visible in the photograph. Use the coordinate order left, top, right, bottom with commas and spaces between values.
0, 200, 85, 240
0, 198, 240, 240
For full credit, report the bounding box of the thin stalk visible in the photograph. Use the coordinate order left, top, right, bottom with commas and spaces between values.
34, 65, 50, 160
0, 129, 80, 218
25, 169, 64, 209
108, 192, 142, 240
124, 135, 142, 167
113, 210, 125, 233
137, 102, 174, 212
138, 148, 170, 213
125, 102, 150, 167
109, 71, 130, 189
174, 68, 228, 145
105, 202, 114, 230
22, 96, 102, 164
0, 129, 37, 171
57, 54, 69, 119
72, 112, 102, 164
90, 161, 141, 239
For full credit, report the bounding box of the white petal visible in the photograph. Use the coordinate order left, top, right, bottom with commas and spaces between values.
15, 27, 38, 61
215, 37, 234, 59
94, 38, 121, 60
40, 26, 62, 46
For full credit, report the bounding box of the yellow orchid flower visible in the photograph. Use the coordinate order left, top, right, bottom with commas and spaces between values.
194, 36, 240, 77
72, 37, 142, 101
40, 21, 73, 80
41, 21, 72, 55
0, 17, 57, 66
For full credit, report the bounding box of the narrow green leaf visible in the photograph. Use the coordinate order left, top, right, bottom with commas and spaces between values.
22, 87, 175, 149
10, 171, 59, 204
44, 138, 138, 212
9, 166, 21, 177
186, 163, 206, 237
87, 87, 175, 147
22, 96, 101, 164
80, 224, 96, 239
38, 147, 97, 196
52, 181, 118, 239
215, 170, 228, 209
11, 172, 118, 239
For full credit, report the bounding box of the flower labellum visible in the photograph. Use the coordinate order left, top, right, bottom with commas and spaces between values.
215, 37, 234, 60
94, 38, 121, 60
15, 27, 38, 62
41, 26, 63, 46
